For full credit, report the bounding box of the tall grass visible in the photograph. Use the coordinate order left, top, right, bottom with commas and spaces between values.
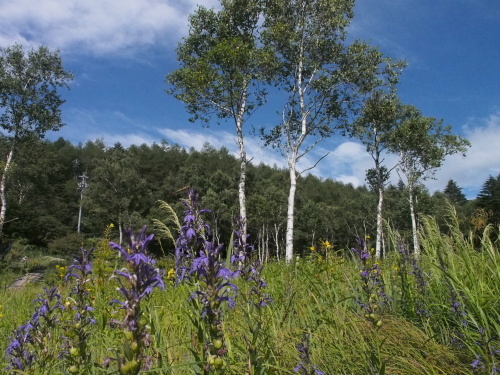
0, 208, 497, 374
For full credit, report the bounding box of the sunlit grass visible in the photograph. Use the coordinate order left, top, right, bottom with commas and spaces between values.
0, 210, 497, 374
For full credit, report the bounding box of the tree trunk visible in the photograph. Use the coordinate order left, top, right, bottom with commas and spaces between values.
118, 216, 123, 246
237, 126, 247, 239
265, 225, 269, 262
236, 82, 248, 243
408, 184, 420, 256
0, 146, 15, 238
285, 161, 297, 262
274, 223, 281, 261
375, 186, 384, 258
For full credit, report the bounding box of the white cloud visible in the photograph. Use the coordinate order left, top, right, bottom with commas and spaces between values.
322, 141, 372, 186
428, 112, 500, 196
0, 0, 220, 55
331, 141, 367, 160
319, 112, 500, 197
158, 127, 286, 168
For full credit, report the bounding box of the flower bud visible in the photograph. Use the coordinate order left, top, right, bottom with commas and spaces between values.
213, 339, 223, 350
208, 355, 216, 366
124, 330, 134, 340
214, 357, 224, 369
130, 341, 139, 353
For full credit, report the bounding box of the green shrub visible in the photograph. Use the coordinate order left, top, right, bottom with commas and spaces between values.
48, 233, 89, 255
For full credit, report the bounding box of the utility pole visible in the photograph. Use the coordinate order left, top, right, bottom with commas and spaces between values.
77, 172, 89, 233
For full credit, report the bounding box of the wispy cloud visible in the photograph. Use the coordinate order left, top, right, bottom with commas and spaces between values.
158, 127, 286, 169
0, 0, 220, 56
53, 108, 157, 146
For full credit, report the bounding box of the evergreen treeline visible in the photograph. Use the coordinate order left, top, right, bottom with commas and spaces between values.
0, 136, 497, 257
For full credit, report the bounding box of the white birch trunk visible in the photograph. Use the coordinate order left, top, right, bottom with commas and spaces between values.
118, 217, 123, 246
284, 35, 306, 263
408, 184, 420, 256
0, 147, 15, 237
265, 225, 269, 262
285, 160, 297, 262
235, 80, 248, 243
274, 223, 281, 261
375, 186, 384, 258
237, 123, 247, 237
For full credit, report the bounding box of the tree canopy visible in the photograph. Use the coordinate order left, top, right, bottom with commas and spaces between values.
0, 44, 73, 237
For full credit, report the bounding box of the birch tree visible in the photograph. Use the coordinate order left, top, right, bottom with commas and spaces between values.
261, 0, 403, 261
0, 44, 73, 237
390, 105, 470, 255
352, 91, 403, 258
167, 0, 271, 240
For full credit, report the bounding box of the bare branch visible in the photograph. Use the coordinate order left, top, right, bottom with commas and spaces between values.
299, 151, 331, 175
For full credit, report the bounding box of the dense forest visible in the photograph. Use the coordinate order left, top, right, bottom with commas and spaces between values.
0, 135, 497, 259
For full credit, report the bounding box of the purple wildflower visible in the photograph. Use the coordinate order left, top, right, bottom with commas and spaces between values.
109, 226, 165, 374
5, 327, 35, 373
175, 189, 211, 282
470, 330, 500, 373
396, 242, 429, 319
5, 287, 63, 373
61, 247, 96, 372
175, 190, 237, 373
293, 333, 325, 375
351, 237, 389, 328
231, 217, 272, 307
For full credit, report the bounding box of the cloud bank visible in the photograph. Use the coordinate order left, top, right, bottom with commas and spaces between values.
0, 0, 220, 55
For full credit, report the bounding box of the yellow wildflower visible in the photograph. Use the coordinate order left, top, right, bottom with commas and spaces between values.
321, 240, 332, 249
167, 268, 175, 280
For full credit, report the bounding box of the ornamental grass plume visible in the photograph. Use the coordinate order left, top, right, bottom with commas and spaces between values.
108, 226, 165, 375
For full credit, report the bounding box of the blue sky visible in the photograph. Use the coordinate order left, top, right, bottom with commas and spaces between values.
1, 0, 499, 198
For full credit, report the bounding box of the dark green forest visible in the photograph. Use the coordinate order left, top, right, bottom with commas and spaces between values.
0, 136, 497, 258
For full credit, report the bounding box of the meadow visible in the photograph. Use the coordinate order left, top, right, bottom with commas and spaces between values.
0, 205, 498, 375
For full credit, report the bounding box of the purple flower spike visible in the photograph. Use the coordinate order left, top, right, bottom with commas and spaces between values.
174, 189, 239, 372
108, 226, 164, 372
293, 333, 325, 375
351, 237, 389, 327
174, 189, 211, 283
6, 287, 63, 373
61, 247, 96, 370
231, 217, 272, 308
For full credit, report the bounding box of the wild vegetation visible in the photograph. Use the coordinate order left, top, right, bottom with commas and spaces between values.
0, 199, 498, 374
2, 0, 500, 374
